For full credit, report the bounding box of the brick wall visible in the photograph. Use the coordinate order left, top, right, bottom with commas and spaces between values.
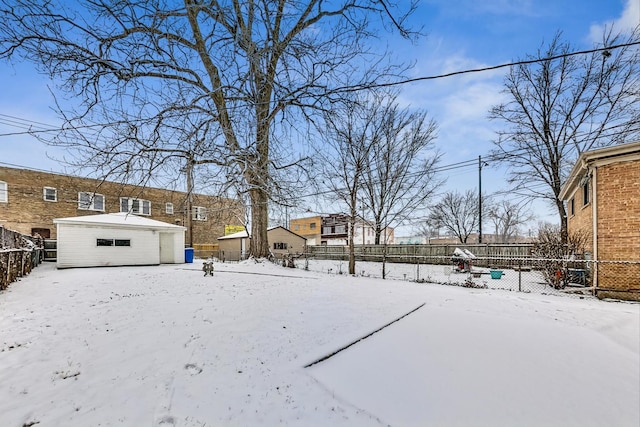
596, 161, 640, 260
596, 160, 640, 300
566, 180, 594, 254
0, 166, 243, 245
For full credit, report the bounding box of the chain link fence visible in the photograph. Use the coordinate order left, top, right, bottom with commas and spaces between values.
181, 246, 640, 301
296, 253, 640, 301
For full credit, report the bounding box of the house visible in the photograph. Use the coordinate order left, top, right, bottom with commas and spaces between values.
289, 215, 322, 245
0, 165, 243, 247
290, 213, 393, 246
217, 229, 250, 261
54, 212, 186, 268
559, 141, 640, 301
217, 226, 307, 261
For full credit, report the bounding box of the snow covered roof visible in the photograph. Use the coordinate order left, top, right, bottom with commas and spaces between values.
53, 212, 186, 231
218, 229, 249, 240
218, 226, 306, 241
268, 225, 307, 240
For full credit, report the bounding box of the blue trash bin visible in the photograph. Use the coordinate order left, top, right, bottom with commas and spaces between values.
185, 247, 194, 263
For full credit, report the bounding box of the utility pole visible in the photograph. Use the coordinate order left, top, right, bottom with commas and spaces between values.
478, 155, 483, 244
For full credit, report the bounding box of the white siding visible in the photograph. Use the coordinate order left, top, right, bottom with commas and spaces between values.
159, 231, 185, 263
56, 224, 160, 268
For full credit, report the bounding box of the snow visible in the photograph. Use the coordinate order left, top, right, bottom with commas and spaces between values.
302, 259, 563, 294
217, 229, 249, 240
54, 212, 186, 230
1, 259, 638, 427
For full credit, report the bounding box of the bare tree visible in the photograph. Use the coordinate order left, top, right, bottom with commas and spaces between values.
319, 95, 383, 275
428, 190, 479, 244
489, 28, 640, 243
0, 0, 419, 258
417, 218, 441, 244
361, 93, 441, 245
486, 199, 535, 243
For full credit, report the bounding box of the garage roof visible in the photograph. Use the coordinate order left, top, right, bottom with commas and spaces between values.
53, 212, 186, 231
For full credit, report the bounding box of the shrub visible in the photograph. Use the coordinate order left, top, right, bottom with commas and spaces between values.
532, 224, 589, 289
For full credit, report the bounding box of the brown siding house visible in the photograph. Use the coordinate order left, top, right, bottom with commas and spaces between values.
0, 166, 242, 246
559, 141, 640, 301
217, 226, 306, 261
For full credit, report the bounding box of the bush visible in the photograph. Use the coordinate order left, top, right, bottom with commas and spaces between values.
532, 224, 589, 289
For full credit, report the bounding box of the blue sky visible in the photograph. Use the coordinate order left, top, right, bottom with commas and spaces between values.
1, 0, 638, 231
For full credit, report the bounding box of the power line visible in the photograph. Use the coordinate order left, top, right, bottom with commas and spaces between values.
1, 40, 638, 137
334, 40, 640, 92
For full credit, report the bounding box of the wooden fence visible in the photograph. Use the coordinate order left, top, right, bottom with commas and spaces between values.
0, 226, 43, 291
308, 243, 534, 267
192, 243, 219, 260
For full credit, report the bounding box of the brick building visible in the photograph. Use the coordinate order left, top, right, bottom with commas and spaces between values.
290, 213, 394, 245
0, 166, 243, 246
559, 141, 640, 300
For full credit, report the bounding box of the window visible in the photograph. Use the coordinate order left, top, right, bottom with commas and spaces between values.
582, 182, 590, 206
165, 203, 174, 214
120, 198, 151, 215
79, 192, 105, 211
569, 198, 575, 216
309, 222, 316, 229
43, 187, 57, 202
274, 242, 288, 250
0, 181, 7, 203
294, 224, 300, 231
192, 206, 207, 221
97, 239, 131, 247
97, 238, 114, 246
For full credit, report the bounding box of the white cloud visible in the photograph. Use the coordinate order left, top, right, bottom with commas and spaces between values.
589, 0, 639, 41
397, 51, 506, 150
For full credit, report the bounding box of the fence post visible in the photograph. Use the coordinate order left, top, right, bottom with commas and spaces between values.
518, 259, 522, 292
7, 251, 13, 285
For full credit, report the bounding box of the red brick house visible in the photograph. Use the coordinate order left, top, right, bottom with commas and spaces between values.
559, 141, 640, 301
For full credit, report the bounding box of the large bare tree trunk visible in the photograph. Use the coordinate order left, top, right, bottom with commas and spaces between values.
249, 187, 270, 258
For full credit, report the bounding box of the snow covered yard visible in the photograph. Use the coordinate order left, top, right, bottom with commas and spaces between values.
0, 260, 638, 427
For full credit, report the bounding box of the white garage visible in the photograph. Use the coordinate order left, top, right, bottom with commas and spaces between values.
53, 212, 186, 269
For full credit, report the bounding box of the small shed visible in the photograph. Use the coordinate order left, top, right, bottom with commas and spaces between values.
217, 226, 307, 261
53, 212, 186, 269
217, 229, 250, 262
